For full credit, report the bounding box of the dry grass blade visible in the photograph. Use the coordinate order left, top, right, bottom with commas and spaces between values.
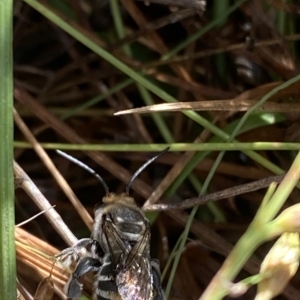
16, 227, 69, 299
115, 100, 300, 115
141, 33, 300, 68
116, 80, 300, 116
144, 173, 285, 211
16, 206, 56, 228
14, 162, 77, 246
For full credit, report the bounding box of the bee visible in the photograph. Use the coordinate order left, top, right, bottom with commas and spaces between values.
55, 149, 167, 300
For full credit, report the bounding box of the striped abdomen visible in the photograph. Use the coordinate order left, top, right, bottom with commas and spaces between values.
94, 254, 122, 300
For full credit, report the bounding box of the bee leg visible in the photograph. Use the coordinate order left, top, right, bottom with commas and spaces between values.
65, 257, 101, 299
56, 238, 103, 272
151, 259, 165, 300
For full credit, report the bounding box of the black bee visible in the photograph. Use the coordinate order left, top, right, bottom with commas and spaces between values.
55, 149, 167, 300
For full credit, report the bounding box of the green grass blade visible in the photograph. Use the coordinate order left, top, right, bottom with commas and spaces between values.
0, 0, 16, 299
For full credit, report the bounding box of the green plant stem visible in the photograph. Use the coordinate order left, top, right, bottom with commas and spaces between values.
13, 141, 300, 151
201, 226, 267, 300
261, 151, 300, 221
200, 151, 300, 300
0, 0, 16, 299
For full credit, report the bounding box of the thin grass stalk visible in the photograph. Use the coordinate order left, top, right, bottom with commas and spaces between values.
165, 150, 227, 298
12, 141, 300, 152
0, 0, 16, 299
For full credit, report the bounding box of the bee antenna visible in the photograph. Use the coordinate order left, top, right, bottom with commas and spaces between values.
56, 150, 110, 194
125, 147, 169, 195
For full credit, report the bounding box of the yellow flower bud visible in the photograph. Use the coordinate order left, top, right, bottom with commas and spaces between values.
255, 233, 300, 300
273, 203, 300, 233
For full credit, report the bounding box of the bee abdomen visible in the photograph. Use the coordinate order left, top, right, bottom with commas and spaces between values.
95, 254, 121, 300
